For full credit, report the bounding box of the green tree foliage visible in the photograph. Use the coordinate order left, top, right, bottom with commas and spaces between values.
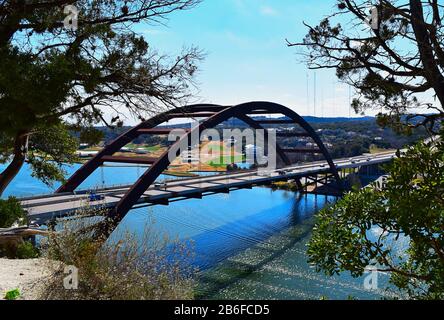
4, 289, 20, 300
0, 197, 26, 228
28, 123, 79, 186
308, 133, 444, 299
77, 126, 104, 145
0, 0, 203, 196
0, 197, 28, 259
288, 0, 444, 133
14, 242, 41, 259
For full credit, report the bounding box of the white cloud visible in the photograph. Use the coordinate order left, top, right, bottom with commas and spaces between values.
260, 5, 278, 17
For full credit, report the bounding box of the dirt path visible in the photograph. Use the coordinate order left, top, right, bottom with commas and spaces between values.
0, 258, 50, 300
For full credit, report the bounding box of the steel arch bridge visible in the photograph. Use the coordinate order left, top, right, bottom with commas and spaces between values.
57, 101, 341, 223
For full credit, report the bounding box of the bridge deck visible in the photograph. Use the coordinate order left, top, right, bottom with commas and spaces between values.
20, 152, 396, 224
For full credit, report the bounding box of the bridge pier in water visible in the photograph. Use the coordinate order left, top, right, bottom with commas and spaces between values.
294, 161, 388, 196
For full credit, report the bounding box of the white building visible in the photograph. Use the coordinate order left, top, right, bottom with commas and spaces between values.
245, 144, 266, 163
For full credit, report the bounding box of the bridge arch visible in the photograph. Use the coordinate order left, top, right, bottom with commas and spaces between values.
57, 101, 340, 222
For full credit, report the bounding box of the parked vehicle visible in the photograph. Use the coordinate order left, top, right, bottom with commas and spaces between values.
154, 182, 168, 190
258, 171, 273, 177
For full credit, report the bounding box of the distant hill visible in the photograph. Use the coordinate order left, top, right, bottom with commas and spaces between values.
303, 116, 374, 123
93, 116, 377, 135
218, 116, 375, 127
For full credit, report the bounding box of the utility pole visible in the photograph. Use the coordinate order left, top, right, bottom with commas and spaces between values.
349, 85, 352, 118
321, 88, 324, 118
332, 80, 336, 116
313, 72, 317, 117
306, 72, 310, 116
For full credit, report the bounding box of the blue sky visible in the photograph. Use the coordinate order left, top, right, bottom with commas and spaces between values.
133, 0, 359, 122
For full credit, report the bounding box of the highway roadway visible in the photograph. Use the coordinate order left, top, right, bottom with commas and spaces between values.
20, 151, 396, 225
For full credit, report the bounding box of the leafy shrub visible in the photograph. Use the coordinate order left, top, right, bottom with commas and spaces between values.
15, 241, 40, 259
0, 197, 26, 228
4, 289, 20, 300
308, 136, 444, 299
0, 198, 37, 259
1, 241, 40, 259
38, 215, 196, 300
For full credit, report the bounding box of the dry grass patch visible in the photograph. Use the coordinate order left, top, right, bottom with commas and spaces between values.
37, 216, 196, 300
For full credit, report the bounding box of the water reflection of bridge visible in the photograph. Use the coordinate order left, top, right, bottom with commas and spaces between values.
19, 102, 395, 226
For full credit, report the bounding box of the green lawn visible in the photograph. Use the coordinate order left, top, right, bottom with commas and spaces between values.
124, 144, 162, 152
207, 155, 246, 167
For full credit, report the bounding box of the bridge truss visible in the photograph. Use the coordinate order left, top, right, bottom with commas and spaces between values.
57, 102, 341, 223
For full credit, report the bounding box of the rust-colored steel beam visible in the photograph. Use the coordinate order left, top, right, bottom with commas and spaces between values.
57, 101, 342, 233
255, 119, 294, 125
101, 156, 158, 165
56, 104, 220, 193
105, 102, 342, 223
247, 110, 283, 115
137, 128, 191, 135
168, 112, 217, 118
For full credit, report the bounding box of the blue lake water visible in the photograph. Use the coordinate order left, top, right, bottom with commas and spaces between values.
1, 163, 393, 300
